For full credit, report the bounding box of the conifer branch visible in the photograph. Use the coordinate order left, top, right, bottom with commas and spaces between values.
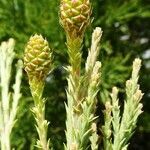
0, 39, 22, 150
102, 58, 143, 150
24, 35, 53, 150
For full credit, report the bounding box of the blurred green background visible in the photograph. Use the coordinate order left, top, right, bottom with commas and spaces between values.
0, 0, 149, 149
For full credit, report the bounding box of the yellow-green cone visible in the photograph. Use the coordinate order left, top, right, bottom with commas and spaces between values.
60, 0, 91, 38
24, 34, 52, 81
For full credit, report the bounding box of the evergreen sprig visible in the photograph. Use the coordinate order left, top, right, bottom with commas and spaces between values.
102, 58, 143, 150
0, 39, 23, 150
60, 1, 103, 148
24, 34, 53, 150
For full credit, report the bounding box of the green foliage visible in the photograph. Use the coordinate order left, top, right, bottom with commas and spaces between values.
100, 55, 131, 103
0, 0, 149, 149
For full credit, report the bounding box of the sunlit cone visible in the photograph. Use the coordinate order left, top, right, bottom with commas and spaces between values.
24, 34, 52, 80
60, 0, 91, 38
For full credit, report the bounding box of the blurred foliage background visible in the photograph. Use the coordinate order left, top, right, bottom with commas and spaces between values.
0, 0, 149, 149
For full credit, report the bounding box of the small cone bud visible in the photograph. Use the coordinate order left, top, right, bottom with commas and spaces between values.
24, 34, 52, 81
60, 0, 91, 38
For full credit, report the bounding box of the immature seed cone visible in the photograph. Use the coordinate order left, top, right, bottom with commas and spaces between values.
24, 34, 52, 80
60, 0, 91, 38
